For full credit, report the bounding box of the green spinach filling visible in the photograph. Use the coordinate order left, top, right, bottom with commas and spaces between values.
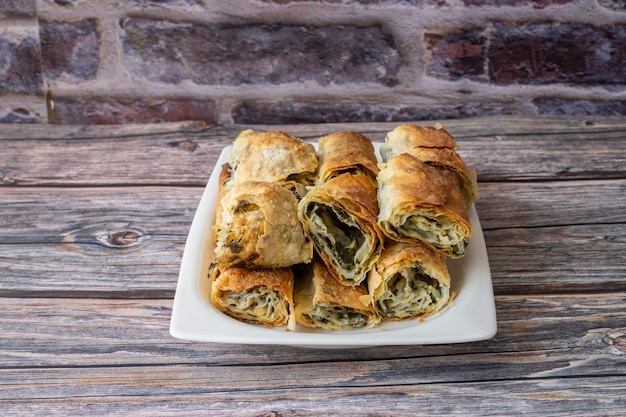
307, 204, 365, 271
306, 305, 368, 328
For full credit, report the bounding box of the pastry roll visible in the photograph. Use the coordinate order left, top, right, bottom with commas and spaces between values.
317, 131, 379, 187
377, 153, 471, 258
211, 266, 295, 329
298, 173, 384, 286
368, 240, 451, 321
380, 124, 459, 160
294, 259, 380, 330
214, 181, 313, 268
227, 129, 319, 185
381, 124, 477, 204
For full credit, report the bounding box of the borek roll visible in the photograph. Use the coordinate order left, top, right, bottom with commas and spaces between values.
227, 129, 318, 186
317, 131, 379, 187
381, 124, 477, 204
214, 181, 313, 268
294, 259, 380, 330
211, 266, 295, 329
298, 173, 384, 286
368, 240, 452, 321
377, 153, 471, 258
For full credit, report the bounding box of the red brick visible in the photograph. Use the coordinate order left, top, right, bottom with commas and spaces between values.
532, 98, 626, 116
424, 29, 487, 81
49, 97, 216, 125
232, 100, 512, 124
0, 31, 43, 94
426, 23, 626, 87
121, 19, 401, 86
0, 0, 36, 17
488, 23, 626, 86
40, 19, 101, 82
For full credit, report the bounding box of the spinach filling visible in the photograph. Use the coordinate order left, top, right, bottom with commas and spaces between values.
224, 287, 287, 321
308, 204, 365, 270
306, 305, 368, 328
376, 269, 443, 318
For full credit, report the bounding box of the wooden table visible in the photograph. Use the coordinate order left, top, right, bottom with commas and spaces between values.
1, 116, 625, 416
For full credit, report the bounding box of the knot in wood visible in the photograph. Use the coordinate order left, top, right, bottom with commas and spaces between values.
169, 139, 199, 152
604, 332, 626, 356
105, 230, 144, 248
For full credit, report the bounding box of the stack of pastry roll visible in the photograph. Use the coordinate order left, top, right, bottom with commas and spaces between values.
209, 125, 476, 331
370, 124, 476, 321
296, 131, 383, 330
211, 129, 317, 330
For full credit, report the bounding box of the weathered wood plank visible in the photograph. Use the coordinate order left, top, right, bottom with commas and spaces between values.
1, 294, 624, 367
1, 117, 625, 186
2, 344, 625, 398
0, 120, 220, 140
476, 179, 626, 229
2, 115, 625, 141
0, 186, 202, 243
1, 181, 625, 295
1, 377, 625, 417
486, 224, 626, 294
3, 223, 623, 295
1, 180, 624, 241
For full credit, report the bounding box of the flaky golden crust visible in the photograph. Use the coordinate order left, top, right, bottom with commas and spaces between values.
298, 173, 384, 285
381, 124, 476, 203
401, 147, 476, 203
381, 124, 458, 156
368, 240, 451, 321
317, 131, 379, 187
294, 259, 380, 330
377, 154, 471, 258
211, 266, 294, 327
228, 129, 318, 185
214, 181, 313, 268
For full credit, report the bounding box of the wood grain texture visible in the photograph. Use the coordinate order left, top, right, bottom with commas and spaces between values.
2, 378, 625, 416
2, 116, 626, 186
1, 294, 624, 367
1, 181, 624, 295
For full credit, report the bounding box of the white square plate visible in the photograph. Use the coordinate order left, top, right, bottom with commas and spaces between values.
170, 143, 497, 347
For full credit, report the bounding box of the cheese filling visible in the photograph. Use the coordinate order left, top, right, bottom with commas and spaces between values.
305, 204, 371, 282
223, 286, 289, 324
376, 267, 448, 319
398, 214, 466, 256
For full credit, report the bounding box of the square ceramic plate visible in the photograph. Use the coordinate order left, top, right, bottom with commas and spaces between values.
170, 143, 497, 347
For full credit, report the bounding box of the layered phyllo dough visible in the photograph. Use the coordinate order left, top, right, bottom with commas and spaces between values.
294, 259, 380, 330
214, 181, 313, 268
381, 124, 477, 204
211, 266, 295, 329
317, 131, 379, 187
368, 240, 451, 320
298, 173, 384, 286
377, 153, 471, 258
227, 129, 318, 186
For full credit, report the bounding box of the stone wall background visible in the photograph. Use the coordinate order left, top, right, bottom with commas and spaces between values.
1, 0, 625, 125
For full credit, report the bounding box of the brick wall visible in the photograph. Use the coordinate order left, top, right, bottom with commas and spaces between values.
1, 0, 625, 125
